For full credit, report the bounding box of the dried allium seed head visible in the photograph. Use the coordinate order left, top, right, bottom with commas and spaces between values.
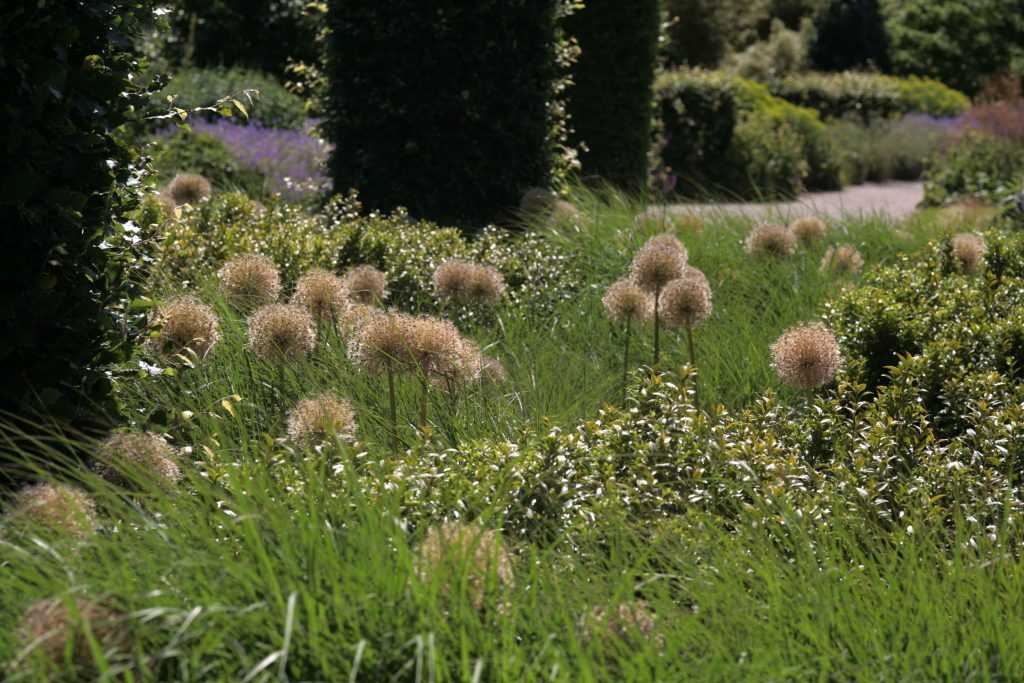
291, 268, 347, 322
551, 199, 580, 224
660, 267, 713, 329
6, 484, 97, 538
15, 598, 131, 676
247, 303, 316, 361
287, 393, 357, 443
432, 260, 507, 306
674, 213, 704, 234
480, 356, 507, 384
951, 233, 986, 274
519, 187, 557, 216
602, 278, 652, 323
95, 432, 181, 488
746, 224, 797, 258
337, 303, 384, 339
790, 216, 827, 246
631, 234, 688, 293
408, 316, 466, 380
415, 522, 514, 611
166, 173, 211, 206
348, 312, 415, 374
579, 600, 660, 645
146, 296, 220, 359
820, 244, 864, 275
770, 322, 842, 390
218, 254, 282, 309
343, 265, 388, 305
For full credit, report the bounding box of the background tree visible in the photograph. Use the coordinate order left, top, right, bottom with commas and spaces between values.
566, 0, 661, 189
809, 0, 891, 72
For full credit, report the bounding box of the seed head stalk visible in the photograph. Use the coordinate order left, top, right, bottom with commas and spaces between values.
386, 359, 399, 452
653, 285, 662, 366
622, 317, 632, 403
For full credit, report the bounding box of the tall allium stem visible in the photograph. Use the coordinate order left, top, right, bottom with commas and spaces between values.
623, 317, 632, 403
386, 360, 398, 452
685, 325, 696, 368
653, 286, 661, 366
418, 376, 430, 432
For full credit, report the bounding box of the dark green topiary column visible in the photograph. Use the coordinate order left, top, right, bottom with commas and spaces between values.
325, 1, 561, 229
809, 0, 891, 73
566, 0, 661, 190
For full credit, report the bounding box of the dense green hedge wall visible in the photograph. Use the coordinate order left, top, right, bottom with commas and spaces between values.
565, 0, 660, 189
166, 0, 317, 78
0, 1, 151, 475
325, 1, 561, 229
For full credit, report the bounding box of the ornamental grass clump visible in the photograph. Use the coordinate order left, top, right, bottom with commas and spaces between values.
95, 432, 181, 489
287, 393, 357, 444
821, 243, 865, 275
745, 223, 797, 258
218, 254, 282, 309
4, 483, 97, 539
790, 216, 827, 246
247, 303, 316, 361
951, 233, 987, 274
145, 296, 220, 360
602, 278, 653, 398
290, 268, 347, 323
771, 322, 842, 390
432, 259, 506, 306
415, 522, 514, 612
13, 598, 131, 678
660, 266, 713, 368
630, 233, 688, 364
343, 265, 388, 305
165, 172, 211, 206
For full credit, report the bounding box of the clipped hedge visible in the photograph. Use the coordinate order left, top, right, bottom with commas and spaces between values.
565, 0, 660, 188
325, 1, 562, 229
654, 69, 838, 198
0, 1, 151, 465
922, 132, 1024, 207
768, 72, 970, 122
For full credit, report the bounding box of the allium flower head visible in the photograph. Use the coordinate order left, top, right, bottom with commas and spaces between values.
348, 312, 415, 374
771, 322, 842, 390
343, 265, 388, 305
218, 254, 282, 309
480, 356, 507, 384
290, 268, 347, 322
432, 259, 506, 306
146, 296, 220, 359
5, 483, 97, 538
951, 233, 986, 274
630, 233, 688, 293
247, 303, 316, 361
166, 173, 211, 206
15, 598, 131, 676
95, 432, 181, 488
408, 316, 466, 381
337, 303, 384, 340
820, 244, 864, 275
580, 600, 660, 645
602, 278, 652, 323
790, 216, 827, 246
660, 267, 713, 329
415, 522, 514, 611
287, 393, 357, 443
746, 223, 797, 258
519, 187, 557, 217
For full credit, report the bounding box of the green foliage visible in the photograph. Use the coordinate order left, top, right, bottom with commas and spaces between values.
884, 0, 1024, 97
0, 0, 154, 457
324, 1, 565, 229
654, 69, 837, 197
769, 72, 970, 121
727, 17, 813, 82
565, 0, 660, 188
151, 129, 265, 196
157, 67, 307, 129
828, 116, 946, 184
922, 132, 1024, 207
165, 0, 319, 77
809, 0, 891, 72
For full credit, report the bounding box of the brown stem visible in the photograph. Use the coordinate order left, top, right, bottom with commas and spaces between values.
418, 375, 429, 432
386, 361, 398, 452
653, 286, 662, 366
623, 317, 632, 403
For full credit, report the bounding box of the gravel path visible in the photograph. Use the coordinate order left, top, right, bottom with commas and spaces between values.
661, 181, 925, 221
